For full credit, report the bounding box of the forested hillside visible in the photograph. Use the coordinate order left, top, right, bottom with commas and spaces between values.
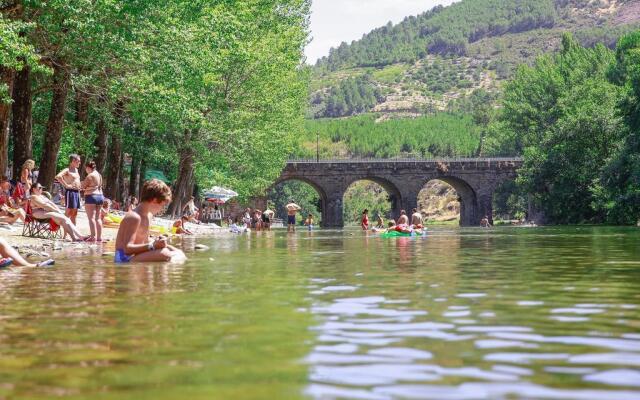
307, 0, 640, 122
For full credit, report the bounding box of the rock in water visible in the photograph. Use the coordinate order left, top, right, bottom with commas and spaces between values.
194, 244, 209, 251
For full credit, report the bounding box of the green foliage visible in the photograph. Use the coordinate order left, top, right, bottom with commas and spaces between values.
315, 0, 556, 71
299, 113, 479, 158
490, 34, 624, 223
597, 31, 640, 223
267, 181, 321, 224
342, 181, 391, 225
0, 15, 46, 102
311, 73, 383, 118
2, 0, 311, 203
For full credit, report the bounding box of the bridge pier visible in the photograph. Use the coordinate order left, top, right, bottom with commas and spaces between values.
322, 193, 344, 228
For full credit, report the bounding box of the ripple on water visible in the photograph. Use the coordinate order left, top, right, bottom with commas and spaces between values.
372, 382, 640, 400
584, 369, 640, 387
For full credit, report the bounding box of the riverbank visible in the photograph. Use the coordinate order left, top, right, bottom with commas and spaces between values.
0, 210, 222, 257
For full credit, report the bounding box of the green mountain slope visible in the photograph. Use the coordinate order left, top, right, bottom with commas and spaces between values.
308, 0, 640, 121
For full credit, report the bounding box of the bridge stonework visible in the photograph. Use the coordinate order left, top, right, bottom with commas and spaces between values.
275, 158, 522, 228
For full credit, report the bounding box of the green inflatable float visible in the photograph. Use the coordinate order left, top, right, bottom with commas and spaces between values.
380, 230, 426, 238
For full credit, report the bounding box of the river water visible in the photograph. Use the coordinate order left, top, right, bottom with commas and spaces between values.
0, 226, 639, 399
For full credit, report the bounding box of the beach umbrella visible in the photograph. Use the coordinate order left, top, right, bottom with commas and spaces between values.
203, 186, 238, 202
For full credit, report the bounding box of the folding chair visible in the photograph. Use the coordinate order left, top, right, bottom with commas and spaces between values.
22, 200, 63, 240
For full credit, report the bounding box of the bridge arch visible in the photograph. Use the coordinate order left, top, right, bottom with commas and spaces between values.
342, 177, 401, 225
419, 176, 478, 226
270, 177, 329, 225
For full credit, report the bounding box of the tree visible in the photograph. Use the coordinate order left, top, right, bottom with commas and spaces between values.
598, 31, 640, 223
494, 34, 624, 223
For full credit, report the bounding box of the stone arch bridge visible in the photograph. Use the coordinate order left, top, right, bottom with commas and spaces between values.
274, 158, 522, 228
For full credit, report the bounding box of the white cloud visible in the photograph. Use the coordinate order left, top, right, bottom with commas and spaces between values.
305, 0, 458, 64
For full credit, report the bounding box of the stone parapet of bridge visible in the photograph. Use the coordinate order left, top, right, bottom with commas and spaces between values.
276, 157, 523, 228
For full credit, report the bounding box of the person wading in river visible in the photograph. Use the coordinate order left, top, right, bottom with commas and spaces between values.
55, 154, 82, 225
361, 209, 369, 230
286, 200, 301, 232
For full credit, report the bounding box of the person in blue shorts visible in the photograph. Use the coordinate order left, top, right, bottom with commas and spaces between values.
285, 200, 301, 233
55, 154, 82, 225
114, 179, 186, 263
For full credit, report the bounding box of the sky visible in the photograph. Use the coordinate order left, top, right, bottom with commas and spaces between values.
305, 0, 458, 64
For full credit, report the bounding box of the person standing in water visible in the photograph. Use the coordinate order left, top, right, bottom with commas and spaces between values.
361, 209, 369, 230
286, 200, 301, 232
304, 213, 314, 231
55, 154, 82, 225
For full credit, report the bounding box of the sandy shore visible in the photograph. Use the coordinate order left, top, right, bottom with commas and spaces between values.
0, 209, 222, 258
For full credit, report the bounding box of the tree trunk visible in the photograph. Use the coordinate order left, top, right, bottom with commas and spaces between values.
104, 131, 122, 201
0, 66, 15, 177
168, 131, 195, 218
38, 64, 70, 189
139, 159, 146, 198
11, 65, 32, 179
94, 116, 109, 174
129, 155, 141, 201
118, 150, 127, 204
75, 88, 89, 178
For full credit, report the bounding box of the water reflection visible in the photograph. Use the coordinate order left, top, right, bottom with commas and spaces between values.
0, 227, 639, 399
305, 227, 640, 400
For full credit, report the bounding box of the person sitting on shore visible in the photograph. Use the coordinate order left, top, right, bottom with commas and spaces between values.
0, 177, 25, 225
173, 216, 193, 235
230, 217, 246, 234
0, 237, 54, 268
114, 179, 186, 263
480, 215, 491, 228
29, 183, 86, 241
182, 196, 199, 223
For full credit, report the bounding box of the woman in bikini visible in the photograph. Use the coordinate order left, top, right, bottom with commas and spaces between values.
81, 161, 105, 242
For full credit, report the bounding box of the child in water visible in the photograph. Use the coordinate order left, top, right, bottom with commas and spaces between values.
114, 179, 186, 263
304, 213, 314, 231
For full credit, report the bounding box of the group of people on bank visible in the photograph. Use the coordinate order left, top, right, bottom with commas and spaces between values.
2, 154, 106, 242
0, 154, 186, 267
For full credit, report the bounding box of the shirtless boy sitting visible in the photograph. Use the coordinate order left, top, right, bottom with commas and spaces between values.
114, 179, 186, 263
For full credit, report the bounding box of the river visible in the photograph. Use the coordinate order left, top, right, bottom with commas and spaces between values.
0, 226, 639, 399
